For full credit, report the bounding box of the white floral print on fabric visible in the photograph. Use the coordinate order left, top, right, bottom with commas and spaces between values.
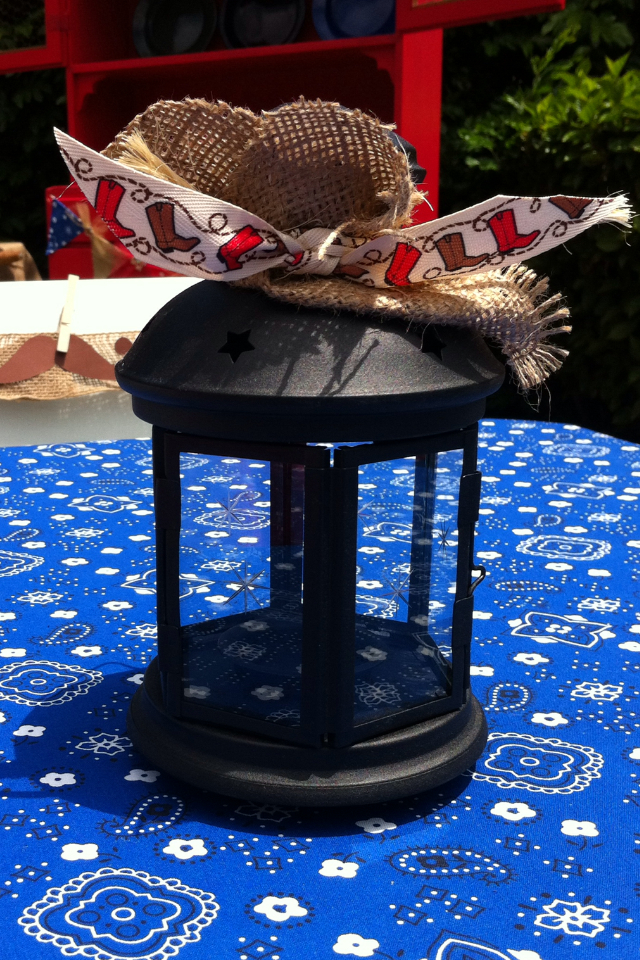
319, 859, 360, 878
534, 899, 610, 937
253, 895, 308, 922
570, 681, 622, 701
355, 817, 397, 834
184, 685, 210, 699
13, 724, 45, 737
124, 769, 160, 782
60, 843, 99, 861
251, 685, 284, 701
356, 646, 388, 662
70, 644, 103, 658
162, 838, 208, 860
75, 733, 131, 756
333, 933, 380, 956
17, 590, 63, 604
39, 771, 76, 786
470, 666, 494, 676
530, 711, 569, 727
561, 819, 599, 836
513, 652, 550, 665
490, 801, 538, 822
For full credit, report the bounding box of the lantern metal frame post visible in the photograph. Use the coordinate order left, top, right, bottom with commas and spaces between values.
329, 424, 482, 746
151, 421, 483, 753
153, 425, 331, 748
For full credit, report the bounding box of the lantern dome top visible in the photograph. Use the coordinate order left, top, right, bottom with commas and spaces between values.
116, 281, 504, 442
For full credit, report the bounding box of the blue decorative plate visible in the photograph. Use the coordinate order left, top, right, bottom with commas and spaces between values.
221, 0, 305, 49
133, 0, 217, 58
313, 0, 395, 41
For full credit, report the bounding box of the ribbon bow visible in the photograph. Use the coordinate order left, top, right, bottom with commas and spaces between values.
55, 130, 630, 290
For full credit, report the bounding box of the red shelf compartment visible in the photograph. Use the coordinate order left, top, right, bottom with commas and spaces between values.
67, 35, 398, 149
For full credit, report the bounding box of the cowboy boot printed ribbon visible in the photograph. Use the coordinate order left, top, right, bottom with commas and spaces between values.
217, 225, 264, 270
94, 179, 135, 240
146, 202, 200, 253
434, 233, 489, 272
55, 129, 630, 288
487, 209, 540, 253
549, 196, 593, 219
385, 242, 422, 286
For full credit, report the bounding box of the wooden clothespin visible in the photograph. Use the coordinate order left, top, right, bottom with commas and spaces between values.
56, 273, 79, 355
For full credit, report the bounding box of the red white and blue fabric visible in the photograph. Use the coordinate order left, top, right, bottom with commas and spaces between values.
45, 199, 84, 257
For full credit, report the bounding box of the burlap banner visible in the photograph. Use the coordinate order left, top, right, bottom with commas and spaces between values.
55, 129, 629, 289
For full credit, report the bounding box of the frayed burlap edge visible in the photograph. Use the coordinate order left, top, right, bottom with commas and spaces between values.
0, 333, 137, 401
237, 265, 571, 391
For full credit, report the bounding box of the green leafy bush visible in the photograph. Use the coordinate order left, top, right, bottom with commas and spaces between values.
441, 0, 640, 439
0, 68, 66, 273
1, 1, 639, 439
0, 0, 45, 53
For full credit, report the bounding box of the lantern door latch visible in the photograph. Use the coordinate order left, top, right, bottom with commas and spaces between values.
468, 564, 487, 597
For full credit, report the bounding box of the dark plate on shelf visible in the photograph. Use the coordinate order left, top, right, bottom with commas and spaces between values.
221, 0, 305, 49
313, 0, 395, 40
133, 0, 217, 58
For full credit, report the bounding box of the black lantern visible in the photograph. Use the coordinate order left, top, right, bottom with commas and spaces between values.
116, 281, 504, 805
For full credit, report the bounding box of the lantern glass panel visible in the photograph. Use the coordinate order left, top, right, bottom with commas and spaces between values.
353, 448, 463, 723
178, 452, 305, 727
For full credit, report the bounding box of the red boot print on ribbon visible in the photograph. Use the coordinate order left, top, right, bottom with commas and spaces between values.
435, 233, 489, 272
146, 202, 200, 253
218, 226, 264, 271
385, 242, 421, 286
488, 209, 540, 254
94, 179, 135, 240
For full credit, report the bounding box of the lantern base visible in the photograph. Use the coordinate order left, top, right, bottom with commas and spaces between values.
128, 658, 488, 806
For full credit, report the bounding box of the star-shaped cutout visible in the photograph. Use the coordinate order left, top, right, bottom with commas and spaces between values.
218, 329, 255, 363
420, 325, 446, 360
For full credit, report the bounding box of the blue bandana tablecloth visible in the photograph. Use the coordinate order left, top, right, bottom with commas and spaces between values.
0, 418, 638, 960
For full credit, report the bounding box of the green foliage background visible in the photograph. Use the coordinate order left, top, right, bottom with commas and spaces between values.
0, 0, 639, 437
0, 7, 66, 269
441, 0, 640, 439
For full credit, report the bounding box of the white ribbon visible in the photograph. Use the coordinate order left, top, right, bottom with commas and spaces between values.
55, 129, 630, 289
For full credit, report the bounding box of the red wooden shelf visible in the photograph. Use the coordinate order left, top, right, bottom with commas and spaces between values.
66, 33, 400, 159
69, 33, 396, 75
397, 0, 564, 32
0, 0, 563, 277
